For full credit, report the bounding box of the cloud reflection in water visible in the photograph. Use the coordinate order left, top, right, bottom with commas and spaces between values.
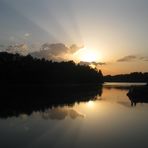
31, 107, 86, 120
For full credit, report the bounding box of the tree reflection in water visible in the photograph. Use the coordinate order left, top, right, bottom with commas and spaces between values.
0, 85, 102, 119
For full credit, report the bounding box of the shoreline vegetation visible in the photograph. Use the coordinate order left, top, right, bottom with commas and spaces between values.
0, 52, 104, 85
104, 73, 148, 82
0, 52, 148, 85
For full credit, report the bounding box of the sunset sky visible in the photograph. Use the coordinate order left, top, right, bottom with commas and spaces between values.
0, 0, 148, 75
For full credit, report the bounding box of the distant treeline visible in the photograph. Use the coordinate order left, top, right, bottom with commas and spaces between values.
0, 52, 104, 84
104, 72, 148, 82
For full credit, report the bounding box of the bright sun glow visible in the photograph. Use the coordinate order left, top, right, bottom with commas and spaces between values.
74, 47, 101, 62
81, 51, 97, 62
87, 101, 95, 108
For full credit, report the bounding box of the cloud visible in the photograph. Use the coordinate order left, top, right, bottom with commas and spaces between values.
40, 43, 69, 55
6, 44, 29, 55
79, 61, 106, 67
31, 43, 82, 61
139, 56, 148, 61
3, 42, 82, 61
39, 108, 85, 120
92, 62, 106, 66
79, 61, 92, 66
24, 33, 31, 37
69, 44, 84, 53
117, 55, 137, 62
117, 55, 148, 62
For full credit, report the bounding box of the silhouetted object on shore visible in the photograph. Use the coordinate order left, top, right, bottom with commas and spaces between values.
127, 84, 148, 106
104, 72, 148, 82
128, 95, 148, 106
0, 52, 104, 84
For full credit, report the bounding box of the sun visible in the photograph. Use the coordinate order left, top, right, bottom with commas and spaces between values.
74, 47, 100, 62
81, 50, 97, 62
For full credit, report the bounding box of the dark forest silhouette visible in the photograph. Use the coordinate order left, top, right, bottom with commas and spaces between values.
0, 52, 104, 85
104, 72, 148, 82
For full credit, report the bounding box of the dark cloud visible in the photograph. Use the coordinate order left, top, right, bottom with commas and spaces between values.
117, 55, 148, 62
92, 62, 106, 66
117, 55, 137, 62
79, 61, 91, 66
2, 42, 82, 61
5, 44, 28, 55
40, 43, 69, 55
31, 43, 82, 61
31, 49, 63, 61
70, 44, 84, 53
139, 56, 148, 61
79, 61, 106, 67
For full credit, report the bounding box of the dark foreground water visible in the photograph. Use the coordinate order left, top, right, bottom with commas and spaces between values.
0, 83, 148, 148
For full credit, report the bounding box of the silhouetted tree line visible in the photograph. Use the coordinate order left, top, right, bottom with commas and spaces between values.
104, 72, 148, 82
0, 52, 104, 85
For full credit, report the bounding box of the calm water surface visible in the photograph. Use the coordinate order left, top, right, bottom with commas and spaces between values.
0, 83, 148, 148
